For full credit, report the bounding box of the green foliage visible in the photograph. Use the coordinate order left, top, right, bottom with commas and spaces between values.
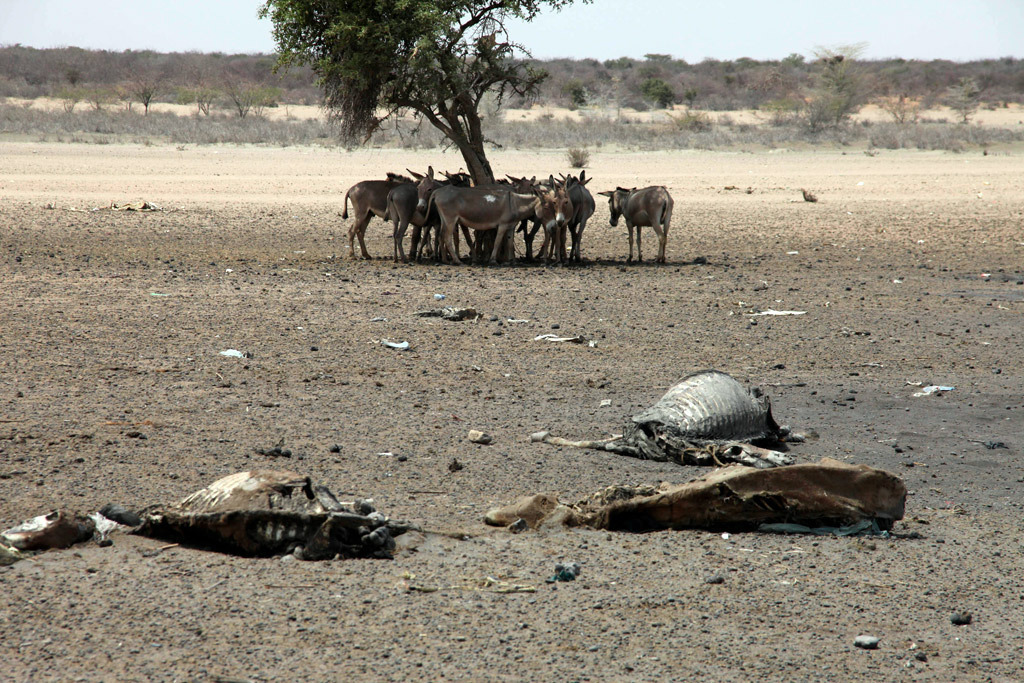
562, 79, 587, 109
761, 98, 801, 126
802, 45, 868, 131
603, 57, 635, 70
225, 82, 281, 118
56, 86, 84, 112
782, 53, 806, 68
947, 77, 981, 123
259, 0, 588, 182
640, 78, 675, 108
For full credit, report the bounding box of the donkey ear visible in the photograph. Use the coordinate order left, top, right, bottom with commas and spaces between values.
407, 168, 424, 180
598, 190, 613, 196
427, 166, 434, 179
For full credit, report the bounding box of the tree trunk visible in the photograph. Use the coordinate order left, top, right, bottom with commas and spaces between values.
449, 104, 494, 186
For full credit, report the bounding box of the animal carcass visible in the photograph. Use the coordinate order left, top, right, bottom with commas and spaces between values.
136, 470, 412, 560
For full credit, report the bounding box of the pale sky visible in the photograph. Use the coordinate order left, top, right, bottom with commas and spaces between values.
1, 0, 1022, 62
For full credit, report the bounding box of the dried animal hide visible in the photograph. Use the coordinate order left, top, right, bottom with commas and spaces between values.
1, 510, 96, 551
485, 459, 906, 534
540, 370, 793, 468
136, 470, 412, 560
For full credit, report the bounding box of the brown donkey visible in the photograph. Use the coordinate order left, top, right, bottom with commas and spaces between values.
428, 186, 561, 266
598, 186, 674, 263
342, 173, 414, 259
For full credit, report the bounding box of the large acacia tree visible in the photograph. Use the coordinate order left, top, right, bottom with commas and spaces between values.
260, 0, 584, 184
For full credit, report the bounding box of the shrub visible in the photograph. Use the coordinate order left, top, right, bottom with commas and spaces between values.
566, 146, 590, 168
946, 77, 981, 123
640, 78, 675, 108
878, 94, 920, 124
669, 110, 712, 132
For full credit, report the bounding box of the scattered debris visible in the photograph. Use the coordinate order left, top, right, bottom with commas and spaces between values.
801, 189, 818, 203
136, 470, 413, 560
380, 340, 410, 351
529, 431, 550, 443
968, 439, 1007, 450
912, 385, 954, 397
534, 370, 795, 468
746, 309, 806, 317
415, 307, 480, 321
506, 318, 530, 324
534, 333, 587, 344
111, 201, 162, 212
547, 561, 581, 583
370, 316, 388, 322
433, 294, 446, 300
467, 430, 493, 445
854, 635, 880, 650
447, 458, 463, 472
485, 458, 907, 534
218, 349, 250, 358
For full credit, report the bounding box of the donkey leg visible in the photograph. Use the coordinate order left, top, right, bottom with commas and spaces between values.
349, 213, 370, 260
626, 224, 635, 263
659, 204, 672, 263
572, 218, 587, 262
490, 225, 513, 265
636, 225, 643, 263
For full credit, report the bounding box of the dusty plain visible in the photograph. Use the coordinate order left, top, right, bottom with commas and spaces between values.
1, 141, 1023, 682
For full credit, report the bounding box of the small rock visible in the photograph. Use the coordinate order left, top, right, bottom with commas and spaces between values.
704, 573, 725, 585
448, 458, 463, 472
854, 635, 880, 650
329, 444, 341, 453
950, 611, 972, 626
914, 652, 928, 662
467, 430, 492, 445
529, 431, 550, 442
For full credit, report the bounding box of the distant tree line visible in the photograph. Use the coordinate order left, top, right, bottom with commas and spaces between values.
1, 45, 1021, 122
0, 45, 320, 116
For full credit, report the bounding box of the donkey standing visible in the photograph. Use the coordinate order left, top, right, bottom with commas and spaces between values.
342, 173, 414, 260
598, 186, 674, 263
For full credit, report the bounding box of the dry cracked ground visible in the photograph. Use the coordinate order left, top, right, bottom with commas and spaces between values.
1, 142, 1023, 681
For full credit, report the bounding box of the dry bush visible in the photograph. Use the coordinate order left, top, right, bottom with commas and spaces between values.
3, 101, 1023, 153
566, 147, 590, 168
878, 94, 921, 124
668, 110, 712, 132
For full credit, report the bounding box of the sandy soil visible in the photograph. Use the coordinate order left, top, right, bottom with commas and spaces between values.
2, 141, 1024, 682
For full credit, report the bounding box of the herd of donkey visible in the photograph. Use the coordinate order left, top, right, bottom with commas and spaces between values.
341, 167, 675, 266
